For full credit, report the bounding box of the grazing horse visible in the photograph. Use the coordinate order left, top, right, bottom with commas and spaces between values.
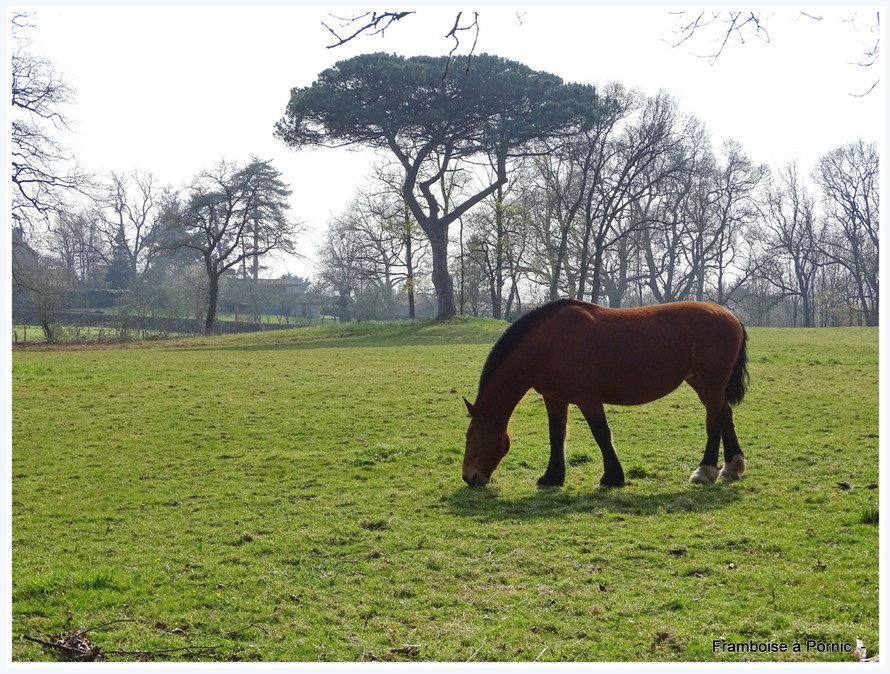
462, 300, 749, 488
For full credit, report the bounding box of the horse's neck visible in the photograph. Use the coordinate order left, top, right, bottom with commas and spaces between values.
476, 363, 530, 429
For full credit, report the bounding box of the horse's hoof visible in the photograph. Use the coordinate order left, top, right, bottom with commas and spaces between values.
689, 464, 719, 485
718, 454, 747, 481
599, 475, 625, 489
536, 476, 564, 489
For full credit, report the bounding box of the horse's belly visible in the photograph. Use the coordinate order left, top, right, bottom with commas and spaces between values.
602, 362, 688, 405
602, 380, 684, 406
538, 364, 687, 407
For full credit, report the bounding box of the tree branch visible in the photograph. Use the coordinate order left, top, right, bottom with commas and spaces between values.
443, 12, 480, 76
323, 11, 414, 48
666, 10, 770, 62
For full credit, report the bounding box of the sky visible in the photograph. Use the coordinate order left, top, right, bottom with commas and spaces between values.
8, 4, 886, 278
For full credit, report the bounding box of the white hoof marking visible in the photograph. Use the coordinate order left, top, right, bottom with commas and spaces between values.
719, 454, 747, 481
689, 464, 719, 485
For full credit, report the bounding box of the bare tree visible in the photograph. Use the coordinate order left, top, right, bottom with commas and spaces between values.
668, 9, 881, 95
521, 162, 569, 300
10, 12, 88, 233
316, 216, 365, 323
45, 209, 107, 290
525, 151, 581, 300
318, 176, 431, 322
363, 168, 432, 319
462, 177, 534, 319
643, 137, 766, 305
584, 91, 694, 304
164, 159, 298, 334
754, 163, 823, 327
639, 164, 702, 304
705, 141, 768, 305
95, 171, 166, 288
524, 82, 633, 302
814, 140, 879, 325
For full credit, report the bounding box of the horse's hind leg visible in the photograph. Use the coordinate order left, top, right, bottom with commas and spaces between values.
578, 400, 625, 488
718, 406, 746, 481
686, 377, 723, 485
689, 402, 722, 485
537, 396, 568, 488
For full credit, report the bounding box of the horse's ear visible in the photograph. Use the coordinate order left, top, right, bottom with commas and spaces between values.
463, 397, 477, 417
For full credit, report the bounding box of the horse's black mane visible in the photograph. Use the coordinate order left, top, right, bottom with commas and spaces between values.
477, 299, 578, 398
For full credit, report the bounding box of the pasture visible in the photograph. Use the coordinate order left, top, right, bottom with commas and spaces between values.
10, 320, 879, 662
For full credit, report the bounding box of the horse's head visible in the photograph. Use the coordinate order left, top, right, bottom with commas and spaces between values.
462, 398, 510, 486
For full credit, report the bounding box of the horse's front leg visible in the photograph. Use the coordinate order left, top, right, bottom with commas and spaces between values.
537, 396, 568, 488
578, 400, 625, 488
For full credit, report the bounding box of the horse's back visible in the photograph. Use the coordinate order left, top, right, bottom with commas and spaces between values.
565, 301, 742, 346
531, 301, 744, 406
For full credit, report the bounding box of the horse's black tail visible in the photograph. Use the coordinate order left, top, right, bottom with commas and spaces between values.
725, 326, 749, 407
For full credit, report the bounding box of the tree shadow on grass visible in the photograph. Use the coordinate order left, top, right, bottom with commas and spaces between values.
445, 481, 742, 520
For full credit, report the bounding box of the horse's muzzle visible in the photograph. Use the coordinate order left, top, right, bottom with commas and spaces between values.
463, 470, 490, 487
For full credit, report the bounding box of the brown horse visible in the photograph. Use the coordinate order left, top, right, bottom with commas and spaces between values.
462, 299, 748, 488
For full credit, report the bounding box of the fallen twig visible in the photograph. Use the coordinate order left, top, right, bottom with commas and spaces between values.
22, 628, 222, 662
23, 634, 100, 662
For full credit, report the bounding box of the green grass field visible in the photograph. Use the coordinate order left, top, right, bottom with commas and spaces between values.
10, 320, 880, 662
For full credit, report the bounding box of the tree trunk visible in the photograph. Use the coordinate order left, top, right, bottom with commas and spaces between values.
252, 222, 260, 281
403, 209, 416, 321
427, 223, 456, 320
338, 289, 352, 323
867, 284, 878, 326
548, 222, 570, 302
407, 276, 416, 320
504, 281, 517, 320
588, 237, 606, 304
205, 272, 220, 335
41, 319, 56, 343
801, 290, 814, 328
491, 185, 506, 320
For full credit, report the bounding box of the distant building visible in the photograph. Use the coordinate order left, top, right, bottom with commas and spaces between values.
223, 276, 323, 320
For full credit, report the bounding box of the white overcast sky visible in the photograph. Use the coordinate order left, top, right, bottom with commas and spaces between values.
8, 4, 886, 278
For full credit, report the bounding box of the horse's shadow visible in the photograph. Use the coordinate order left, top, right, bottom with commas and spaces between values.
445, 481, 742, 520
